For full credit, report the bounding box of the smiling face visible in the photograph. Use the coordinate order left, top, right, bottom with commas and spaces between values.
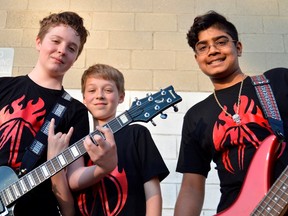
83, 76, 125, 126
36, 24, 80, 79
194, 26, 242, 81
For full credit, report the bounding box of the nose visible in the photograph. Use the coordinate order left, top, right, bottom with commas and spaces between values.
57, 44, 66, 55
207, 44, 220, 54
95, 90, 104, 99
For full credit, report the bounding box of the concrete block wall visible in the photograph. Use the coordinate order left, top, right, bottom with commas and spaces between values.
1, 0, 288, 215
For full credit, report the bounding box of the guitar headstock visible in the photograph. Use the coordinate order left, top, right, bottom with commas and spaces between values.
128, 85, 182, 123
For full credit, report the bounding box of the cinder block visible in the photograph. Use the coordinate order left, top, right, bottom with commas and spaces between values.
0, 30, 22, 47
110, 31, 152, 50
154, 32, 189, 51
86, 49, 131, 69
135, 13, 177, 31
92, 13, 134, 30
132, 50, 175, 69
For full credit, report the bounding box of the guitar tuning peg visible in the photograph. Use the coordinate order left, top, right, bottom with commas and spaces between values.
151, 119, 156, 126
135, 97, 141, 106
173, 105, 179, 112
160, 113, 167, 119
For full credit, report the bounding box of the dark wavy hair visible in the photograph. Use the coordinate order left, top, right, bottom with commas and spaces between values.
187, 11, 239, 51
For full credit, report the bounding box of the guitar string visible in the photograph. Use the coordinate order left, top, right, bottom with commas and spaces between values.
1, 88, 177, 205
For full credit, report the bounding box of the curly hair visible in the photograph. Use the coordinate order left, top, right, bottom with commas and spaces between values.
187, 10, 239, 51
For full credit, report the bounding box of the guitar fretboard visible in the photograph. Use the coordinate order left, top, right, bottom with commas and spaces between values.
252, 166, 288, 215
0, 111, 132, 207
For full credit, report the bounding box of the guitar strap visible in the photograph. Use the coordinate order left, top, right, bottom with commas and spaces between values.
251, 74, 285, 141
19, 90, 72, 176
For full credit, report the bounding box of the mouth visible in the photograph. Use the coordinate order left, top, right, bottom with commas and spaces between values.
51, 56, 64, 64
208, 58, 225, 65
94, 103, 107, 106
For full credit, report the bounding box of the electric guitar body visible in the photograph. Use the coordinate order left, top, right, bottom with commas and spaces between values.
216, 135, 288, 216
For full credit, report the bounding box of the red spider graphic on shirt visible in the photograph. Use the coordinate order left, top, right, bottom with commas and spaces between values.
213, 95, 273, 173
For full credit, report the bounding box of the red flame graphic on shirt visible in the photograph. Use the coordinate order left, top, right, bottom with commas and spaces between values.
0, 95, 46, 168
213, 95, 273, 173
78, 163, 128, 216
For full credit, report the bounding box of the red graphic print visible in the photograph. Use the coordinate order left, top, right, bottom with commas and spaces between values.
0, 95, 45, 168
78, 163, 128, 216
213, 95, 272, 173
98, 167, 128, 215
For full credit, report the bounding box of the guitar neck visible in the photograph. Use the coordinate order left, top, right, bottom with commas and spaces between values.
252, 166, 288, 215
0, 111, 132, 207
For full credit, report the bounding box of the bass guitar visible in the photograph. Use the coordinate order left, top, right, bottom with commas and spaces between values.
216, 135, 288, 216
0, 85, 182, 216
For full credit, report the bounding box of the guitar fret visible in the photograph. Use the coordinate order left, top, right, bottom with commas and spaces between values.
0, 191, 8, 206
2, 190, 9, 204
110, 119, 122, 132
12, 183, 20, 198
19, 179, 27, 193
268, 189, 287, 211
262, 199, 279, 215
46, 160, 56, 176
6, 187, 14, 203
32, 170, 40, 185
268, 178, 288, 213
57, 153, 67, 166
40, 164, 50, 178
77, 141, 86, 155
63, 148, 74, 164
51, 157, 61, 172
70, 145, 80, 157
15, 182, 23, 197
254, 168, 288, 216
36, 166, 45, 182
27, 173, 35, 187
115, 116, 124, 127
23, 174, 32, 191
118, 113, 129, 125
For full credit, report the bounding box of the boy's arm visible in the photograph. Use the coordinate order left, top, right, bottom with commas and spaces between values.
144, 177, 162, 216
67, 126, 118, 191
174, 173, 206, 216
50, 170, 75, 216
47, 119, 75, 216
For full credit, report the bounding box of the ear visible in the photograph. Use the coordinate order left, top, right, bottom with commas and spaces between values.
194, 53, 200, 63
236, 41, 243, 57
35, 37, 41, 51
118, 92, 125, 104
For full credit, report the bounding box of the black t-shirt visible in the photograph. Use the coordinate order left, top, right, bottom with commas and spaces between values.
0, 75, 89, 216
75, 124, 169, 216
176, 67, 288, 212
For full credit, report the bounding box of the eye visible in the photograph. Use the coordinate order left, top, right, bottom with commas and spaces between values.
197, 44, 208, 52
52, 39, 60, 44
104, 88, 113, 93
215, 38, 228, 46
88, 89, 95, 93
68, 46, 76, 52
